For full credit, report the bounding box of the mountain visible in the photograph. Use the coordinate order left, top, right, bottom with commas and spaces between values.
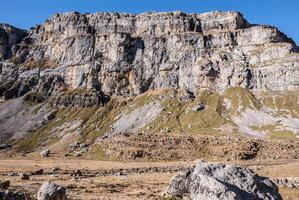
0, 11, 298, 160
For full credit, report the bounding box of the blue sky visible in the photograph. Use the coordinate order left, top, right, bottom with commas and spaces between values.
1, 0, 298, 44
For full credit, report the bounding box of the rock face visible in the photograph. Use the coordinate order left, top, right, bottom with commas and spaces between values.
0, 11, 298, 105
0, 23, 27, 61
37, 182, 66, 200
165, 161, 282, 200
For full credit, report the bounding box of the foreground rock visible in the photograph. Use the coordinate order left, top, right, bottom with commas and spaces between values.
165, 161, 282, 200
37, 182, 66, 200
0, 190, 30, 200
0, 180, 10, 189
31, 169, 44, 175
0, 144, 12, 150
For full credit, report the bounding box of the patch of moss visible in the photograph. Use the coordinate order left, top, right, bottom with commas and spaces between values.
87, 143, 108, 160
270, 130, 298, 140
22, 59, 57, 70
250, 124, 298, 140
24, 91, 47, 103
222, 87, 262, 115
179, 90, 228, 135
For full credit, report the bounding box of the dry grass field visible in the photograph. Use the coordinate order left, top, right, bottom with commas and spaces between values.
0, 158, 298, 199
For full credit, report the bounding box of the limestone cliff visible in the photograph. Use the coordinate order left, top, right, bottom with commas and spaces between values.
0, 11, 298, 106
0, 23, 27, 61
0, 11, 299, 150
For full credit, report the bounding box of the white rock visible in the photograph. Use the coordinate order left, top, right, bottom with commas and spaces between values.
165, 161, 282, 200
37, 181, 66, 200
40, 149, 50, 157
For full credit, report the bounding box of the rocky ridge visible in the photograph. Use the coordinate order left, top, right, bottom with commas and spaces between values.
0, 11, 298, 106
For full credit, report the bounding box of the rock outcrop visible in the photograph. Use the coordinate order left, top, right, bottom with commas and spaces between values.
165, 161, 282, 200
0, 11, 298, 106
0, 23, 27, 61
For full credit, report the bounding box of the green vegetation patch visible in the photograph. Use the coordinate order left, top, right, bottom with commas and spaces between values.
15, 106, 97, 152
179, 90, 228, 135
87, 143, 108, 160
22, 59, 58, 70
222, 87, 262, 115
138, 89, 230, 136
260, 91, 299, 118
270, 130, 298, 140
80, 99, 126, 141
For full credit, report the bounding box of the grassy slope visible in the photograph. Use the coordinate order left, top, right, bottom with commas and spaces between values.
14, 88, 299, 153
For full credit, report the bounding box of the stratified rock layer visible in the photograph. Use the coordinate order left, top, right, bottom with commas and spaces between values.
0, 11, 298, 105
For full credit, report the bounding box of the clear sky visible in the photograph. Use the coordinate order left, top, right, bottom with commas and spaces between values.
1, 0, 298, 44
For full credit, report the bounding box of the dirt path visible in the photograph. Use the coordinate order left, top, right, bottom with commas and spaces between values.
0, 158, 192, 171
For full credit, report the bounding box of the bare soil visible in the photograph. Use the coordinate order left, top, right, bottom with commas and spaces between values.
0, 158, 298, 200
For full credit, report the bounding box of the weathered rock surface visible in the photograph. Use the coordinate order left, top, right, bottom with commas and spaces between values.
0, 23, 27, 61
0, 11, 298, 105
0, 190, 30, 200
37, 182, 66, 200
165, 161, 282, 200
0, 97, 56, 142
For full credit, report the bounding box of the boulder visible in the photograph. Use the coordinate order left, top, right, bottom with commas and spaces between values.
51, 167, 61, 172
192, 102, 205, 111
1, 190, 29, 200
70, 169, 82, 177
37, 181, 66, 200
0, 144, 12, 150
165, 161, 282, 200
0, 180, 10, 189
19, 173, 30, 180
31, 169, 44, 175
40, 149, 50, 157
